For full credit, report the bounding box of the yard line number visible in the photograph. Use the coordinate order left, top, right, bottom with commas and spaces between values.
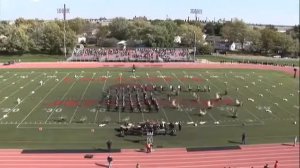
44, 108, 62, 113
1, 108, 20, 113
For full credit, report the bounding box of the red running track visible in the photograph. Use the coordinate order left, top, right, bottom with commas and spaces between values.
0, 62, 298, 77
0, 143, 298, 168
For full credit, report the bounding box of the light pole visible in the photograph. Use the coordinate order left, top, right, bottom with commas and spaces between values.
57, 4, 70, 59
190, 9, 202, 21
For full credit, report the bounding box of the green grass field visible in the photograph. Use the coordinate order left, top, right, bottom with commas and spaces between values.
198, 55, 300, 66
0, 68, 299, 149
0, 54, 65, 62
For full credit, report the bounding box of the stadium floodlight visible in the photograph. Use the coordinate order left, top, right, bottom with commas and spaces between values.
57, 4, 70, 59
190, 9, 202, 21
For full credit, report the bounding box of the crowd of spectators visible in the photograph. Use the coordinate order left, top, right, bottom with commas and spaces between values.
69, 48, 191, 62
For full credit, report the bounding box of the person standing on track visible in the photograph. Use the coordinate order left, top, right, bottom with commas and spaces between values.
274, 160, 278, 168
132, 64, 136, 73
107, 155, 113, 168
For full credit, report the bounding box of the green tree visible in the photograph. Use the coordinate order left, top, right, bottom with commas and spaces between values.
287, 25, 300, 40
221, 20, 248, 48
27, 23, 44, 52
245, 28, 262, 52
67, 18, 86, 35
276, 33, 294, 56
288, 39, 299, 57
157, 21, 179, 47
96, 25, 110, 46
5, 26, 30, 53
178, 23, 203, 47
174, 19, 185, 26
260, 28, 279, 54
109, 17, 130, 40
41, 22, 64, 54
144, 25, 169, 47
128, 20, 151, 40
65, 29, 77, 54
204, 22, 215, 35
0, 23, 10, 51
205, 23, 223, 36
197, 43, 213, 55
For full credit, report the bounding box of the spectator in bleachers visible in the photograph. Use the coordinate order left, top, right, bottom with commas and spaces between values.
70, 47, 190, 62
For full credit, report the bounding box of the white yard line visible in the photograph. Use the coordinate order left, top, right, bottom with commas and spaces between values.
230, 73, 282, 119
44, 72, 84, 123
256, 78, 298, 106
195, 72, 261, 123
0, 71, 9, 84
0, 73, 43, 105
93, 110, 99, 124
155, 71, 176, 122
154, 71, 178, 122
202, 72, 279, 119
0, 73, 30, 93
197, 72, 265, 123
16, 73, 70, 128
170, 72, 199, 122
15, 121, 267, 129
0, 74, 53, 121
243, 72, 298, 104
102, 71, 110, 92
69, 73, 96, 124
0, 71, 8, 75
0, 71, 12, 84
0, 78, 22, 93
207, 113, 217, 122
95, 72, 111, 123
250, 72, 297, 93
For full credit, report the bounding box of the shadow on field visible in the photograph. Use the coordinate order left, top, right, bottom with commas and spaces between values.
95, 163, 108, 167
124, 138, 146, 144
228, 140, 242, 144
281, 143, 294, 146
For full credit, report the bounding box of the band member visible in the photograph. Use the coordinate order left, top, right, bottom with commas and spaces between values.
132, 64, 136, 73
188, 84, 192, 92
207, 100, 212, 109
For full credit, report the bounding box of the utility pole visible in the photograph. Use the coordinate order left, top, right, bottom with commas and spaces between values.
190, 9, 201, 62
57, 4, 70, 59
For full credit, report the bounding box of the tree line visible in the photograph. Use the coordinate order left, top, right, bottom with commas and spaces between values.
0, 17, 299, 57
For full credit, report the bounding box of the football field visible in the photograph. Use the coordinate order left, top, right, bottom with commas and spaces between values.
0, 68, 298, 149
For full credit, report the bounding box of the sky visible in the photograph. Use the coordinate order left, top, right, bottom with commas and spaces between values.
0, 0, 299, 25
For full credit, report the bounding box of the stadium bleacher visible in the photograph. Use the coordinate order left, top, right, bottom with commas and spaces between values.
67, 47, 193, 62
